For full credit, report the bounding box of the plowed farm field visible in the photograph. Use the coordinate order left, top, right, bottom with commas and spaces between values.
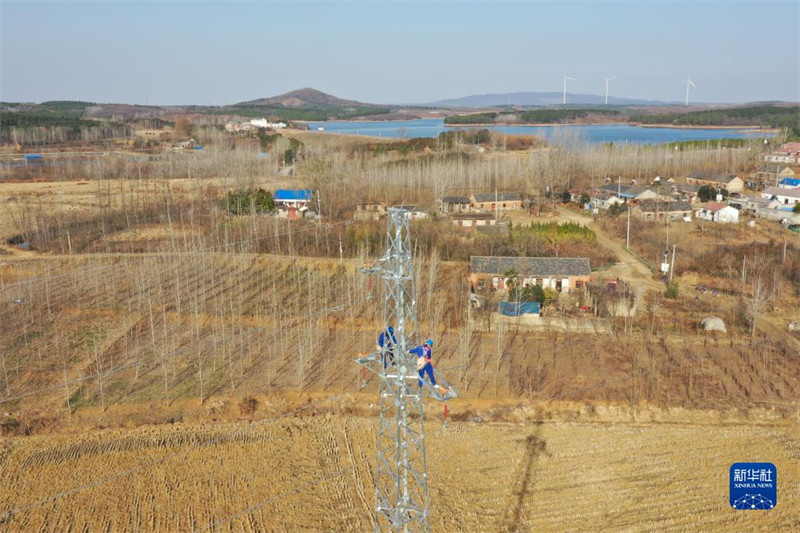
2, 412, 798, 532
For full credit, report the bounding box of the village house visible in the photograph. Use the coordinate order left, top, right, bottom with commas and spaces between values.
277, 205, 305, 220
764, 142, 800, 164
469, 256, 591, 294
354, 203, 387, 221
778, 177, 800, 189
250, 118, 287, 129
392, 206, 427, 220
452, 212, 498, 229
755, 164, 796, 187
632, 200, 693, 222
673, 184, 704, 205
568, 189, 588, 204
274, 189, 313, 208
740, 195, 772, 213
470, 192, 523, 211
439, 196, 472, 214
588, 189, 622, 210
598, 184, 663, 202
686, 171, 744, 192
761, 187, 800, 207
134, 129, 171, 139
695, 203, 740, 223
224, 121, 255, 133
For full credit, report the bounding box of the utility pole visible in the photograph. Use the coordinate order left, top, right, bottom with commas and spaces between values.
669, 244, 676, 284
358, 208, 456, 532
495, 187, 499, 223
741, 256, 747, 285
626, 206, 631, 249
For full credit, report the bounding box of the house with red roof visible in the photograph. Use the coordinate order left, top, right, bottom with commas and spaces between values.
764, 142, 800, 164
695, 202, 739, 223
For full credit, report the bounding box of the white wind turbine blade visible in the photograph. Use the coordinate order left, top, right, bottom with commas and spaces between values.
603, 76, 616, 104
563, 76, 578, 104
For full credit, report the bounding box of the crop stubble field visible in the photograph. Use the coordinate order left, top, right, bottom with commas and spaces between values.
1, 413, 798, 531
1, 143, 799, 531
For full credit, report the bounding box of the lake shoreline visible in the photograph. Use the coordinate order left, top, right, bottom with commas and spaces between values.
304, 118, 777, 144
440, 121, 776, 132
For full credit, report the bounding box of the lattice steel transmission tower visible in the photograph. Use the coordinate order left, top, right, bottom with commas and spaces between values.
358, 208, 455, 532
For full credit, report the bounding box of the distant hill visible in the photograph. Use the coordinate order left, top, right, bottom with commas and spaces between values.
230, 88, 390, 120
427, 91, 679, 108
238, 88, 367, 109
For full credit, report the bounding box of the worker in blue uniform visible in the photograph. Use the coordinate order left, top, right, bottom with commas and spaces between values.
410, 339, 436, 388
377, 326, 397, 368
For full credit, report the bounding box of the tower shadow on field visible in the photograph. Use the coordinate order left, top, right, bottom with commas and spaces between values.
501, 429, 548, 533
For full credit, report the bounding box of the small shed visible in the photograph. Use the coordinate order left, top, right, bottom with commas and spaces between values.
499, 301, 541, 317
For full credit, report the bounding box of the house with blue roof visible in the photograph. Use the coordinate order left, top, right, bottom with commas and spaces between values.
598, 184, 661, 201
274, 189, 313, 207
778, 177, 800, 189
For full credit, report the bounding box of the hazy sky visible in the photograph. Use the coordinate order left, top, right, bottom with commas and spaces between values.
2, 1, 798, 105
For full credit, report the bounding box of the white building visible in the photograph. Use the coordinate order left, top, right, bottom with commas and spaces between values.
764, 142, 800, 164
225, 121, 254, 132
761, 187, 800, 207
589, 189, 623, 210
250, 118, 287, 129
392, 206, 427, 220
695, 203, 739, 223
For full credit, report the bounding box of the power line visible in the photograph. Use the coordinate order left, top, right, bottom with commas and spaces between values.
194, 424, 451, 532
0, 359, 141, 405
0, 265, 114, 290
0, 300, 352, 407
0, 393, 349, 523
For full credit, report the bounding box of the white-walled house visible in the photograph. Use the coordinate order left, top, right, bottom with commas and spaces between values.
392, 206, 427, 220
588, 189, 623, 210
695, 203, 739, 223
764, 142, 800, 164
452, 212, 497, 228
250, 118, 287, 129
761, 187, 800, 207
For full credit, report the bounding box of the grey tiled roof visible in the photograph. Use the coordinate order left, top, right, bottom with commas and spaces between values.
636, 200, 692, 213
472, 192, 522, 202
452, 213, 495, 220
758, 164, 793, 174
598, 184, 658, 197
441, 196, 472, 204
688, 171, 738, 183
469, 256, 591, 277
763, 187, 800, 199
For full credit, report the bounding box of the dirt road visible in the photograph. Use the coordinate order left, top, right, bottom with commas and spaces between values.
555, 206, 664, 294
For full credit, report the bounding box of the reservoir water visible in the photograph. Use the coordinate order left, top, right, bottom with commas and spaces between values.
306, 118, 773, 145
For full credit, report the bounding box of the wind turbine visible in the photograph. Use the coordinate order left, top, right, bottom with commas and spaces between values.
685, 77, 696, 106
563, 76, 578, 105
603, 76, 616, 105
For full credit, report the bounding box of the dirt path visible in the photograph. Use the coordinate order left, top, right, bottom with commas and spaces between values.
555, 206, 663, 295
